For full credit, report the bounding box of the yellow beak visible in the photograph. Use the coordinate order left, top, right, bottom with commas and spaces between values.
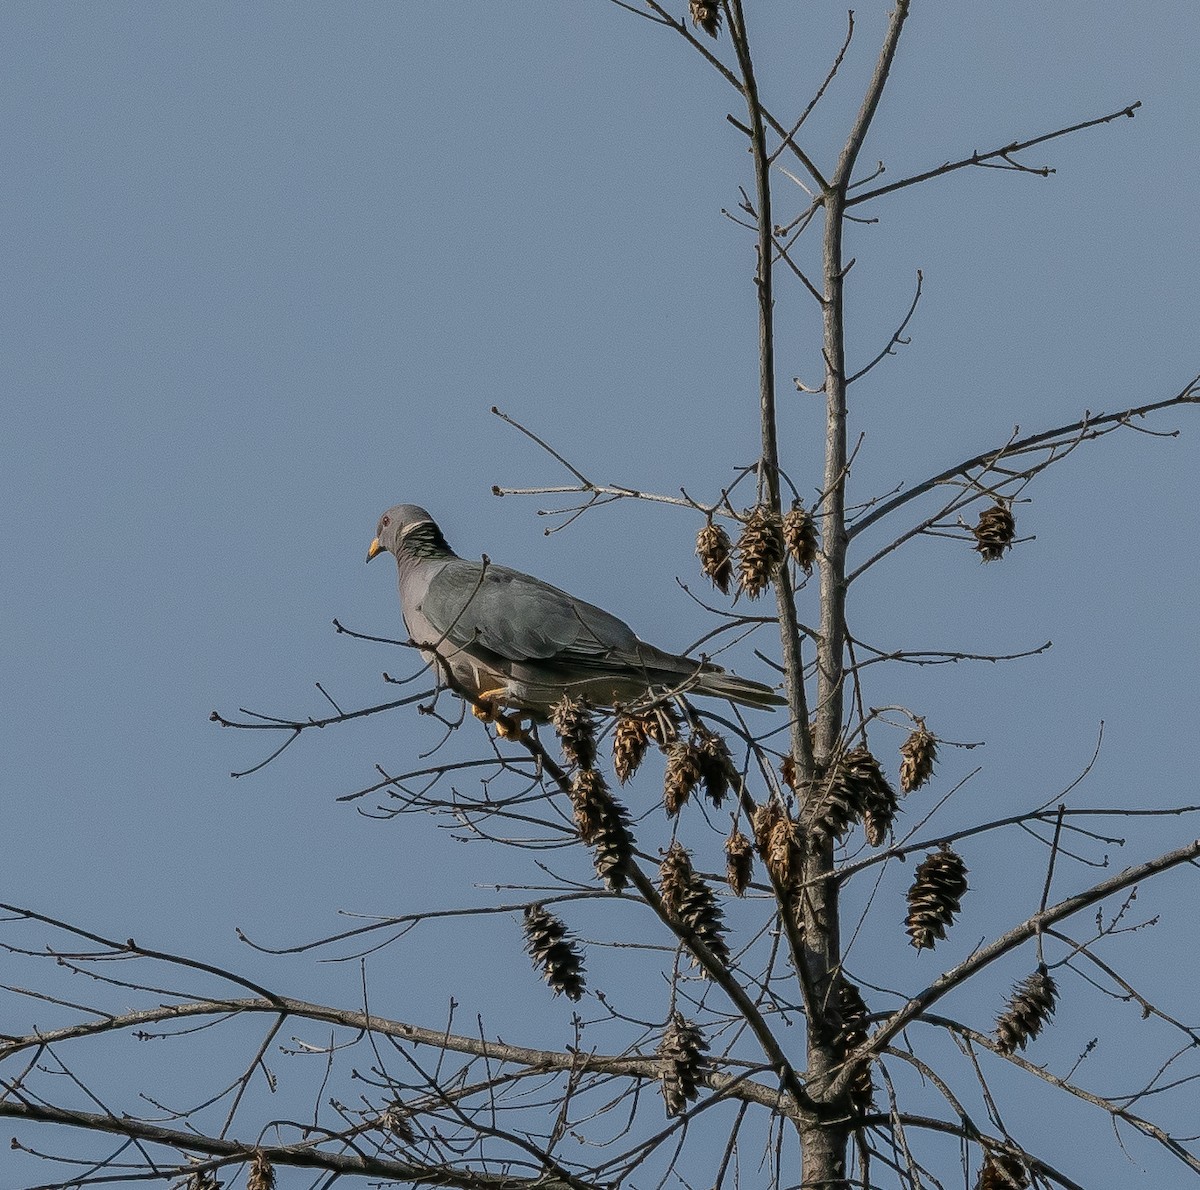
365, 537, 384, 563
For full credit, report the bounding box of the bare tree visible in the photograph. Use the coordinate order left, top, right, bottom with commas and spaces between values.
4, 5, 1199, 1190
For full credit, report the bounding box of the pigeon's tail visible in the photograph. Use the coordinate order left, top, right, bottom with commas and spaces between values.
692, 669, 787, 710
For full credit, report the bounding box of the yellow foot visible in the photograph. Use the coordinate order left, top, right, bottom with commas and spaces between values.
469, 690, 528, 740
494, 714, 529, 740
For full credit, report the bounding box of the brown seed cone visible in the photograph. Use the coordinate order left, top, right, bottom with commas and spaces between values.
658, 1011, 709, 1116
550, 694, 597, 770
688, 0, 721, 38
694, 725, 734, 806
660, 843, 730, 967
677, 877, 730, 968
995, 966, 1059, 1054
844, 745, 899, 846
612, 713, 650, 784
247, 1153, 275, 1190
780, 753, 798, 791
725, 828, 754, 895
752, 799, 785, 852
765, 814, 804, 888
976, 1152, 1030, 1190
379, 1100, 416, 1143
782, 503, 819, 576
973, 501, 1016, 561
186, 1172, 223, 1190
735, 506, 786, 599
591, 795, 635, 892
523, 903, 586, 1001
696, 521, 733, 594
659, 842, 694, 918
899, 726, 938, 793
570, 768, 609, 845
906, 846, 969, 950
809, 755, 867, 842
643, 702, 682, 748
663, 741, 704, 816
833, 977, 875, 1112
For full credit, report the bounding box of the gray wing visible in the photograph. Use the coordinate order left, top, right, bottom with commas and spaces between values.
423, 562, 642, 665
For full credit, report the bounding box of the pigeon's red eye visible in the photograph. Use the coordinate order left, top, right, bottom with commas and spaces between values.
382, 516, 390, 527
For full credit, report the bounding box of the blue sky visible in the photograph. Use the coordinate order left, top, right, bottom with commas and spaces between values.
2, 4, 1198, 1185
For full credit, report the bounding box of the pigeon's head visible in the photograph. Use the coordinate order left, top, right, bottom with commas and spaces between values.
366, 504, 442, 562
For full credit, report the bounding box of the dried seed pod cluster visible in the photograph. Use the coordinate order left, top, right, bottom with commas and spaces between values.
185, 1172, 223, 1190
735, 506, 786, 598
693, 725, 734, 806
765, 811, 804, 888
833, 977, 875, 1112
658, 1012, 709, 1116
976, 1152, 1030, 1190
905, 846, 969, 950
644, 701, 682, 747
725, 827, 754, 896
658, 842, 730, 967
995, 966, 1059, 1054
550, 695, 597, 770
663, 740, 704, 816
379, 1100, 416, 1143
809, 745, 895, 844
612, 712, 650, 784
523, 904, 586, 1001
782, 502, 819, 575
569, 768, 609, 844
247, 1153, 275, 1190
850, 746, 900, 847
591, 797, 635, 892
553, 699, 636, 892
899, 725, 938, 793
696, 520, 733, 594
973, 502, 1016, 561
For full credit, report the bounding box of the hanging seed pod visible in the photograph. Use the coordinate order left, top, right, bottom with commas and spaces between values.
899, 725, 938, 793
855, 748, 900, 846
809, 753, 868, 842
659, 843, 729, 967
643, 702, 682, 748
976, 1151, 1030, 1190
753, 798, 785, 851
735, 506, 786, 599
694, 725, 734, 806
906, 846, 969, 950
833, 977, 875, 1112
550, 695, 596, 770
658, 1012, 709, 1116
782, 503, 819, 575
659, 842, 694, 917
591, 795, 635, 892
663, 740, 704, 816
379, 1100, 416, 1143
765, 813, 804, 888
612, 712, 650, 784
570, 768, 609, 844
688, 0, 721, 38
780, 753, 798, 792
696, 520, 733, 594
973, 501, 1016, 561
523, 904, 586, 1001
995, 966, 1059, 1054
247, 1153, 275, 1190
725, 828, 754, 895
185, 1170, 223, 1190
677, 873, 730, 968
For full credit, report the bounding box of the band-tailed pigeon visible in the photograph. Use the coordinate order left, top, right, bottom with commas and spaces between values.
366, 504, 784, 721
